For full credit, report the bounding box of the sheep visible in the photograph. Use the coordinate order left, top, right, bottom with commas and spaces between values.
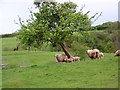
93, 49, 100, 53
55, 54, 80, 63
66, 57, 74, 62
114, 50, 120, 56
86, 49, 103, 59
93, 49, 100, 58
98, 52, 104, 58
55, 54, 67, 63
86, 50, 97, 59
72, 56, 80, 62
86, 50, 93, 54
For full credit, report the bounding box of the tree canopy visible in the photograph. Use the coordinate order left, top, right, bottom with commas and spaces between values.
17, 1, 92, 57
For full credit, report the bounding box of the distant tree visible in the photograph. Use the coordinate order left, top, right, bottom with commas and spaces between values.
94, 22, 112, 30
95, 21, 118, 30
1, 33, 17, 38
17, 1, 96, 58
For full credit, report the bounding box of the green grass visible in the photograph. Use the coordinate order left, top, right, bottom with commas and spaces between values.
2, 37, 18, 51
2, 37, 119, 88
2, 51, 118, 88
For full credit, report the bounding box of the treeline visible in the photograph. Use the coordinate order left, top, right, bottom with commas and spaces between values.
0, 32, 18, 38
50, 29, 119, 59
1, 21, 119, 38
93, 21, 119, 30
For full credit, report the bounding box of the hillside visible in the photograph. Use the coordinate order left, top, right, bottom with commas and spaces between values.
2, 37, 119, 88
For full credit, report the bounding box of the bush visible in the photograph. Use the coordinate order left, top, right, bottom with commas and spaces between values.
70, 41, 90, 60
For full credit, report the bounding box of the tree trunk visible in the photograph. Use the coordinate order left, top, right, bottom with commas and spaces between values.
60, 43, 71, 58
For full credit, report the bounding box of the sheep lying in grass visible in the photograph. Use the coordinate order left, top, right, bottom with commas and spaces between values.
66, 57, 74, 62
114, 50, 120, 56
55, 54, 67, 63
72, 56, 80, 62
55, 54, 80, 63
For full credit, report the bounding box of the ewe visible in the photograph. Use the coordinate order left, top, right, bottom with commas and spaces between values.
115, 50, 120, 56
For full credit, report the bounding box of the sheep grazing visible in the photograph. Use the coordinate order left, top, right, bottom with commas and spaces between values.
93, 49, 100, 53
93, 49, 100, 58
86, 50, 97, 59
114, 50, 120, 56
98, 52, 104, 58
86, 49, 104, 59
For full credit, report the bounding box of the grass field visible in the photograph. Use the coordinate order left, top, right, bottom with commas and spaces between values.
2, 37, 18, 51
2, 37, 119, 88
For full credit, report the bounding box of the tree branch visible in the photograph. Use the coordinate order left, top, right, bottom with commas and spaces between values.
80, 4, 85, 12
18, 15, 23, 26
93, 12, 102, 22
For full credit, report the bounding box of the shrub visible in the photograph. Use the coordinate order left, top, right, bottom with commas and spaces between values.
70, 41, 90, 60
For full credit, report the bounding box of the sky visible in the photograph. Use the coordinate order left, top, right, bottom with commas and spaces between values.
0, 0, 119, 34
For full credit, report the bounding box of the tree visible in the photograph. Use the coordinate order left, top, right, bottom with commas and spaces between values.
17, 1, 92, 58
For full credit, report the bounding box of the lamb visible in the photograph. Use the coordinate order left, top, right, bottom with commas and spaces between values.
72, 56, 80, 62
114, 50, 120, 56
66, 57, 74, 62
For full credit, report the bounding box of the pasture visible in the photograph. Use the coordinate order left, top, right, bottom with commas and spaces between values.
2, 37, 119, 88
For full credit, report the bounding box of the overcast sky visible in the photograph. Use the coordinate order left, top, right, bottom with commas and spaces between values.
0, 0, 119, 34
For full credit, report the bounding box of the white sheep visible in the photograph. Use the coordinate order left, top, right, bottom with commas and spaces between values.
115, 50, 120, 56
86, 50, 97, 59
72, 56, 80, 62
86, 49, 104, 59
98, 52, 104, 58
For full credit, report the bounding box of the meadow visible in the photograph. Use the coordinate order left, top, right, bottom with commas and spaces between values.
2, 37, 119, 88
